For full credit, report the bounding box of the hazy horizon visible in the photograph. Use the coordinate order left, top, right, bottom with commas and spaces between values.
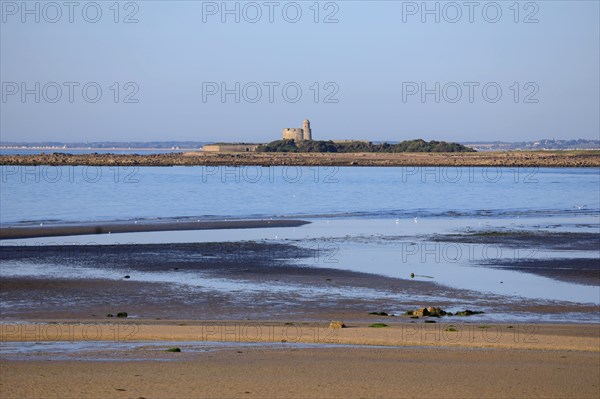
1, 1, 599, 143
1, 137, 599, 146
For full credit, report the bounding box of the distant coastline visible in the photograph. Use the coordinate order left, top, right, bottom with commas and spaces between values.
1, 151, 599, 167
1, 138, 598, 152
0, 147, 198, 151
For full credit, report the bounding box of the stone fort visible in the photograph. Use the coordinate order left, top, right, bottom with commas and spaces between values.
201, 119, 313, 152
282, 119, 312, 141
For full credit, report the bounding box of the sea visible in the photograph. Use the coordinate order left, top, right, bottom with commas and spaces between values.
0, 148, 184, 155
1, 166, 598, 224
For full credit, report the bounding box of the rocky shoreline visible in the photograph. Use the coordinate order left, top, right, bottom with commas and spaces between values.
1, 151, 599, 167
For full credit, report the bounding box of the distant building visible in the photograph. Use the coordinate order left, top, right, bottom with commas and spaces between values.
202, 144, 261, 152
283, 119, 312, 141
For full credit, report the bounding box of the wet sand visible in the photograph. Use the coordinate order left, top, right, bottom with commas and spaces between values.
0, 219, 310, 239
0, 241, 433, 321
2, 241, 598, 321
432, 231, 600, 251
1, 150, 599, 167
485, 258, 600, 286
2, 240, 599, 322
432, 231, 600, 285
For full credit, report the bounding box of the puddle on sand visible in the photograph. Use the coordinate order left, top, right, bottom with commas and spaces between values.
0, 340, 397, 362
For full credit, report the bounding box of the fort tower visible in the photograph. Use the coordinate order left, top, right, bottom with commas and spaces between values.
302, 119, 312, 141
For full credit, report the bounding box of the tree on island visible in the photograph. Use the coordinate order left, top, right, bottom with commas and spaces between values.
256, 139, 475, 153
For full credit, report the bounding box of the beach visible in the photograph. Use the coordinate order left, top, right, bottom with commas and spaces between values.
1, 322, 599, 399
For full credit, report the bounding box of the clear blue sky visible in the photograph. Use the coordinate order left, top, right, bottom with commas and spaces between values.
1, 0, 599, 142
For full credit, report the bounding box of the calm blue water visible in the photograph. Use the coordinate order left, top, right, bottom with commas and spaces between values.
0, 149, 184, 155
0, 166, 598, 225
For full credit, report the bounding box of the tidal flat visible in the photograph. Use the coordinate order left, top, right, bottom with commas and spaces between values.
1, 228, 598, 322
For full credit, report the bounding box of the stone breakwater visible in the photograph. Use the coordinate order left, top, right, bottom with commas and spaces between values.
1, 151, 599, 167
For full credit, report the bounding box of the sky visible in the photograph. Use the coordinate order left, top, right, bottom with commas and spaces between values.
1, 0, 599, 143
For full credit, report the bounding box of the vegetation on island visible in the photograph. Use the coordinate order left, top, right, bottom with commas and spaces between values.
256, 139, 476, 153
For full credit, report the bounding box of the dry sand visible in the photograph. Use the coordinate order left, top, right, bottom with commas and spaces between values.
1, 321, 599, 399
2, 347, 599, 399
